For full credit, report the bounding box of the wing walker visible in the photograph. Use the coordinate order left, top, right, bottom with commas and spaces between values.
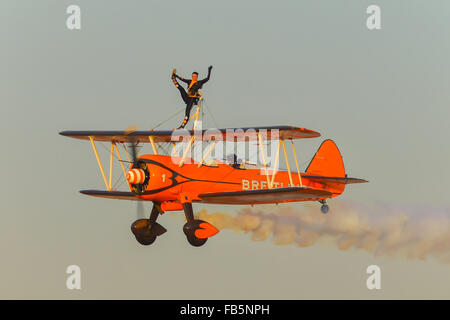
60, 74, 367, 247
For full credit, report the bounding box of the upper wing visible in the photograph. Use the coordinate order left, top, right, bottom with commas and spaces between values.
60, 130, 190, 143
80, 190, 142, 200
197, 187, 332, 205
59, 126, 320, 143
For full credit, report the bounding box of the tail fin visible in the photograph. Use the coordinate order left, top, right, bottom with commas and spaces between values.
304, 140, 368, 193
305, 139, 345, 178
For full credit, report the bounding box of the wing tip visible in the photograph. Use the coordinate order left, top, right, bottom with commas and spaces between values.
349, 178, 369, 184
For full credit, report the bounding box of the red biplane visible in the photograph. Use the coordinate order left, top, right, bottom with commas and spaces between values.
60, 99, 367, 247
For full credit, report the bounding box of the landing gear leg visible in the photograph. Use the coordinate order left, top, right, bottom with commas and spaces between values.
182, 202, 208, 247
183, 202, 195, 224
319, 200, 329, 214
148, 203, 160, 224
131, 202, 167, 246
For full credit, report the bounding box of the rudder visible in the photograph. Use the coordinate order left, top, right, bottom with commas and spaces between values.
305, 139, 345, 178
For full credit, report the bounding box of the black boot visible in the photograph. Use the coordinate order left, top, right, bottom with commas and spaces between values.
171, 69, 179, 87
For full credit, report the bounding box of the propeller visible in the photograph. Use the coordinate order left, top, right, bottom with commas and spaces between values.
136, 199, 145, 220
125, 125, 145, 220
125, 125, 139, 166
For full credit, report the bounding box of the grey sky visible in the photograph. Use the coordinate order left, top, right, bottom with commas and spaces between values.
1, 0, 449, 299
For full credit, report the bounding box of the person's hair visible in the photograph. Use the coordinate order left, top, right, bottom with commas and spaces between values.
192, 72, 199, 75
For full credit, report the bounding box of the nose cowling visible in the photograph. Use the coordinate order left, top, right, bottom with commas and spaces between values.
126, 168, 146, 184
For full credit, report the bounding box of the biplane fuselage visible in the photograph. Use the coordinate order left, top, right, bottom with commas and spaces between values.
133, 154, 344, 205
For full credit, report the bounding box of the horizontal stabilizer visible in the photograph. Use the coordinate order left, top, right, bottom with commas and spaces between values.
198, 187, 332, 205
302, 175, 368, 184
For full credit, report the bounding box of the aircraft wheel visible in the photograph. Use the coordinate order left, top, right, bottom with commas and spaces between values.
183, 219, 218, 247
131, 219, 156, 246
135, 233, 157, 246
186, 234, 208, 247
321, 204, 329, 214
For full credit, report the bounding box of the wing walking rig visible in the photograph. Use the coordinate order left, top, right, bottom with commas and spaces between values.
60, 102, 367, 247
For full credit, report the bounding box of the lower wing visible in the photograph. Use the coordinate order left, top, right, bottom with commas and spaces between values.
80, 190, 141, 200
197, 187, 333, 205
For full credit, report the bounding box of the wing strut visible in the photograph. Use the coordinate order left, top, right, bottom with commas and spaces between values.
113, 142, 128, 181
270, 139, 281, 188
89, 136, 111, 191
257, 131, 272, 189
88, 138, 129, 191
149, 136, 158, 154
198, 141, 217, 167
291, 140, 303, 187
179, 135, 195, 167
281, 139, 294, 186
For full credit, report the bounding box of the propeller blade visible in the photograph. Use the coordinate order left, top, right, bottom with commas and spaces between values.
125, 125, 139, 166
137, 199, 145, 220
130, 139, 138, 165
124, 125, 137, 134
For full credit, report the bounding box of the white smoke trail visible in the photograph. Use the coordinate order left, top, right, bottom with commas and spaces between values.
193, 201, 450, 264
